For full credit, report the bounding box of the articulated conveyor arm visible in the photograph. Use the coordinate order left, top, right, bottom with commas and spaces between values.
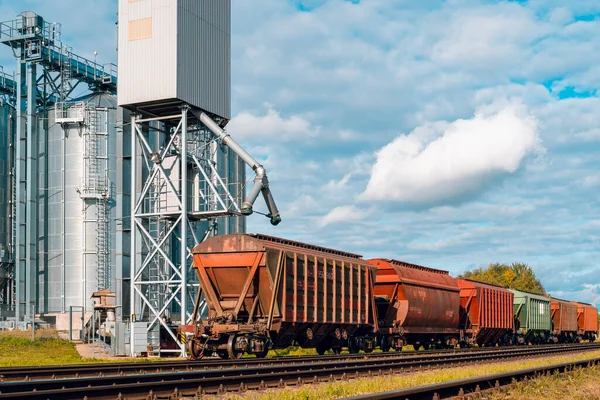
194, 110, 282, 226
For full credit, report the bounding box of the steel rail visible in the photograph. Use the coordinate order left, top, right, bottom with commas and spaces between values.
0, 343, 588, 382
346, 356, 600, 400
0, 343, 598, 399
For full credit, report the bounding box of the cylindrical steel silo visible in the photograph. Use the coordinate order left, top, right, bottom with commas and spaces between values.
38, 92, 118, 329
0, 101, 14, 315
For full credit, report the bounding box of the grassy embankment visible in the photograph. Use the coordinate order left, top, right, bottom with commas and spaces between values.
218, 349, 600, 400
487, 363, 600, 400
0, 329, 166, 366
0, 329, 85, 367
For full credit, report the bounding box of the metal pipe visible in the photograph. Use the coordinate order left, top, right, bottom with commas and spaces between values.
194, 111, 281, 226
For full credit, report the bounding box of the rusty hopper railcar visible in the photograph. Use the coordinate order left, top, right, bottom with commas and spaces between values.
457, 279, 514, 347
550, 298, 578, 343
369, 259, 460, 351
573, 302, 599, 342
182, 234, 378, 359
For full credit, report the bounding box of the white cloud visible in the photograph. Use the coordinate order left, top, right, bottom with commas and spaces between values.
319, 205, 367, 227
361, 105, 541, 205
431, 5, 547, 70
323, 172, 353, 192
227, 105, 320, 141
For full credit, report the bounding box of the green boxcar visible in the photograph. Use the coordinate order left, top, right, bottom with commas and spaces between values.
509, 289, 552, 343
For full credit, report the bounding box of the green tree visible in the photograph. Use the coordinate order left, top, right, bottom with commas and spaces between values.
458, 262, 546, 295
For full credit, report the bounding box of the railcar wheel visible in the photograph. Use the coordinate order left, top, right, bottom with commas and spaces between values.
227, 335, 244, 359
187, 339, 203, 360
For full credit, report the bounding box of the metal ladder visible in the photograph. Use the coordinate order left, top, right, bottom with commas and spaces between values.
96, 198, 108, 290
83, 107, 110, 291
84, 109, 99, 195
60, 53, 71, 101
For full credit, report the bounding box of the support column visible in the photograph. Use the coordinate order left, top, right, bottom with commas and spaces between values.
25, 62, 38, 322
129, 115, 137, 356
14, 59, 26, 324
180, 107, 188, 356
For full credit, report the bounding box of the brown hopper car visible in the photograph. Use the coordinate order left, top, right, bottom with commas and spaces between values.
457, 279, 514, 346
573, 302, 598, 342
182, 234, 378, 359
550, 298, 578, 342
369, 259, 460, 351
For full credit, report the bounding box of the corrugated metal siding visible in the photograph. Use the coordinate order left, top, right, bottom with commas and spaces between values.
177, 0, 230, 119
510, 289, 551, 332
576, 303, 599, 333
551, 299, 578, 332
118, 0, 231, 120
0, 105, 12, 255
39, 94, 119, 313
118, 0, 178, 107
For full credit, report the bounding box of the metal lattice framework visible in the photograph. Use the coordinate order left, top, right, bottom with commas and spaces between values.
130, 107, 246, 356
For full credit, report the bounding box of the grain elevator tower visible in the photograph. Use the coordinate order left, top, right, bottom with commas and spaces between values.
118, 0, 281, 356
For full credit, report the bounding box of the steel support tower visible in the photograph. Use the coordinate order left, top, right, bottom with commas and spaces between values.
130, 107, 282, 357
130, 108, 245, 356
0, 12, 117, 325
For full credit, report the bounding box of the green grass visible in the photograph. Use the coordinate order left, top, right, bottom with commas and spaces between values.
0, 335, 84, 367
215, 349, 600, 400
0, 329, 175, 366
488, 364, 600, 400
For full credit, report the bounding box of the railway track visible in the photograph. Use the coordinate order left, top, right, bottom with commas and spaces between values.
0, 343, 588, 382
347, 355, 600, 399
0, 343, 598, 399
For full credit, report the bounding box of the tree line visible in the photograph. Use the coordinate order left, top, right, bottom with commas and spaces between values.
459, 262, 546, 295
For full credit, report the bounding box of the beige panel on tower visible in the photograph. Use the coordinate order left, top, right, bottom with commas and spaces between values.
128, 18, 152, 41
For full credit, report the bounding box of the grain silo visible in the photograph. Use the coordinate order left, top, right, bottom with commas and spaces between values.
37, 93, 119, 330
0, 101, 14, 317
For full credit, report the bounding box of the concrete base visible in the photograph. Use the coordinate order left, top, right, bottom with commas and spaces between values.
40, 312, 93, 340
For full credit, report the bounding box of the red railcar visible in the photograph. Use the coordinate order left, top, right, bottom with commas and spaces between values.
573, 302, 598, 342
457, 279, 514, 346
369, 259, 460, 351
550, 298, 578, 343
182, 234, 378, 359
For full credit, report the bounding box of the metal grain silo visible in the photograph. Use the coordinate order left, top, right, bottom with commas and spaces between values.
38, 93, 118, 329
0, 101, 14, 315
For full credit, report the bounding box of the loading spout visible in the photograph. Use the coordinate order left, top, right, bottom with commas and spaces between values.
194, 110, 282, 226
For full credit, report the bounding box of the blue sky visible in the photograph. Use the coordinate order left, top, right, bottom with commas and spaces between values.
1, 0, 599, 304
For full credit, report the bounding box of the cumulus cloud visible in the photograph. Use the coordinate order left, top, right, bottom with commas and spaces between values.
227, 104, 320, 141
361, 106, 541, 205
318, 205, 367, 227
